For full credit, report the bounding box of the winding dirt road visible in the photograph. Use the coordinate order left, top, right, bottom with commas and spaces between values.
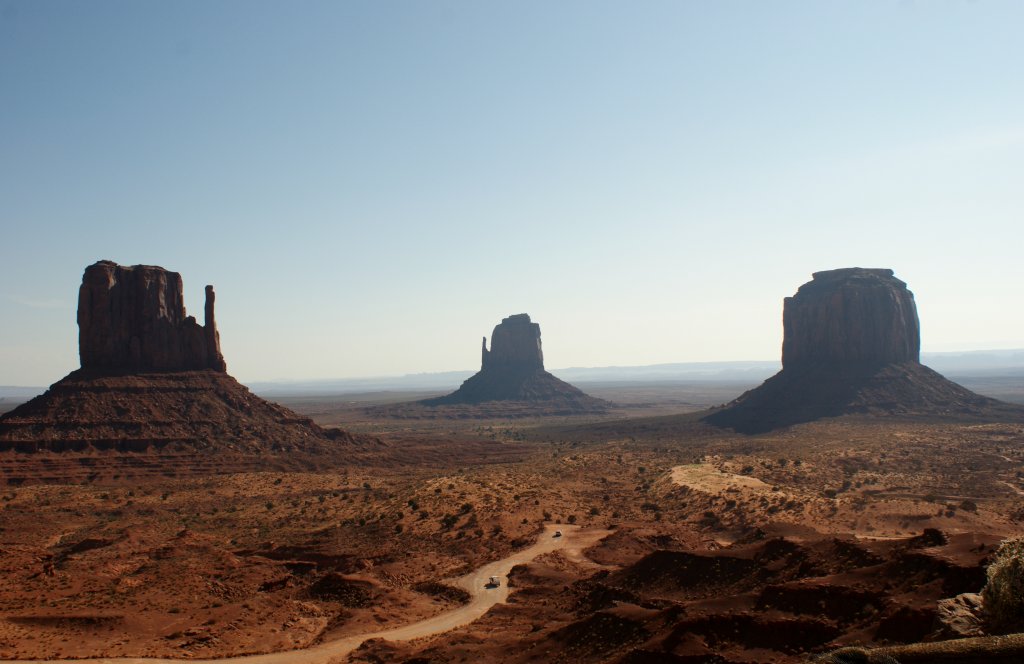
7, 524, 609, 664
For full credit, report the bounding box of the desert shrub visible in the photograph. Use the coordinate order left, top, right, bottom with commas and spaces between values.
982, 536, 1024, 633
959, 499, 978, 513
567, 515, 577, 524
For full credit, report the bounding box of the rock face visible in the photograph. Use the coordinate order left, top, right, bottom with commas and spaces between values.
0, 260, 370, 481
422, 314, 606, 412
78, 260, 226, 372
704, 268, 1018, 433
482, 314, 544, 371
782, 268, 920, 369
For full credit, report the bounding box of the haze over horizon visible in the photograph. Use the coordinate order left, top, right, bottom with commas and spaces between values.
3, 1, 1023, 386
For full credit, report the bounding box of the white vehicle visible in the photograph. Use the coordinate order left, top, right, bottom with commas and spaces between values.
486, 576, 500, 588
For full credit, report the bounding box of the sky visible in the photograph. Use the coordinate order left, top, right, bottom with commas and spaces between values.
2, 0, 1023, 386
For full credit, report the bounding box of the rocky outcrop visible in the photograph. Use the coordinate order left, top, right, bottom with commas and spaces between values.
934, 592, 986, 638
782, 268, 920, 369
422, 314, 606, 412
704, 268, 1020, 433
78, 260, 225, 372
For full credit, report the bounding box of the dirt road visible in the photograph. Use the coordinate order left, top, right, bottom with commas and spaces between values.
7, 524, 609, 664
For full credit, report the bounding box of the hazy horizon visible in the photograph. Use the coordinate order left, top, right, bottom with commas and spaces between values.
4, 348, 1024, 392
3, 1, 1023, 385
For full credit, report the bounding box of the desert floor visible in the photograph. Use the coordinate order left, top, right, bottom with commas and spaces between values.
1, 384, 1022, 662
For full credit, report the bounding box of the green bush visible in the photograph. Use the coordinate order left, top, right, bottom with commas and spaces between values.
982, 536, 1024, 633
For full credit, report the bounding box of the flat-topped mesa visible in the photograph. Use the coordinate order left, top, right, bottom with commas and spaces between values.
782, 268, 920, 369
481, 313, 544, 372
77, 260, 226, 372
701, 267, 1018, 434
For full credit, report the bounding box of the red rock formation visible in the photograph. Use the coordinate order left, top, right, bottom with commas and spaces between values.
782, 268, 920, 369
0, 260, 372, 480
424, 314, 605, 411
482, 314, 544, 371
78, 260, 226, 372
704, 268, 1017, 433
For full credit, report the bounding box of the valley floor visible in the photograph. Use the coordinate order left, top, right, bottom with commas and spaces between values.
1, 386, 1023, 662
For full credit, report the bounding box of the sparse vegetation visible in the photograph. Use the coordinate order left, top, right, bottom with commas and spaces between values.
983, 536, 1024, 633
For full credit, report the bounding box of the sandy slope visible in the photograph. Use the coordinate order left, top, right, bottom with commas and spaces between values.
5, 524, 609, 664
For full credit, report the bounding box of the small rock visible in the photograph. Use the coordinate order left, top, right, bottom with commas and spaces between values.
934, 592, 985, 638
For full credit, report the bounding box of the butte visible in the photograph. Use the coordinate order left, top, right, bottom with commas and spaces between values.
421, 314, 607, 414
703, 267, 1024, 434
0, 260, 368, 483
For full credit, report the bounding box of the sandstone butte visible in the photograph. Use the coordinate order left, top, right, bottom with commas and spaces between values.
422, 313, 607, 413
0, 260, 370, 483
703, 267, 1023, 433
78, 260, 227, 373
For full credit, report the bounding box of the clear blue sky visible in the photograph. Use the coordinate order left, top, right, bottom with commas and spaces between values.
2, 0, 1022, 385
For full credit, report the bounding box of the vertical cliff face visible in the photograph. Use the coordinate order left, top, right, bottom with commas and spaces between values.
481, 313, 544, 371
781, 268, 920, 369
77, 260, 226, 372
